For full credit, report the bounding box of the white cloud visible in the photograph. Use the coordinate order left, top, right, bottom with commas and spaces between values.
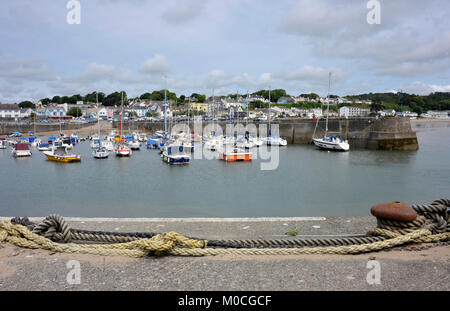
0, 57, 56, 82
139, 54, 172, 75
397, 82, 450, 95
278, 0, 450, 78
162, 0, 207, 25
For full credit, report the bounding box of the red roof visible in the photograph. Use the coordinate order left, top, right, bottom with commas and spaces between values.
15, 143, 30, 150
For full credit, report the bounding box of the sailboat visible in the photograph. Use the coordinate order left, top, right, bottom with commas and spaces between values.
312, 72, 349, 151
263, 88, 287, 146
93, 92, 110, 159
114, 92, 132, 157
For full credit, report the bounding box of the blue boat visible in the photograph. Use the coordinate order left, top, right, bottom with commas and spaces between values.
146, 137, 160, 149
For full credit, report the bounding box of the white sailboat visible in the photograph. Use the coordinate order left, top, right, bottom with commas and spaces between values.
263, 88, 287, 146
312, 72, 349, 151
114, 92, 132, 157
93, 92, 110, 159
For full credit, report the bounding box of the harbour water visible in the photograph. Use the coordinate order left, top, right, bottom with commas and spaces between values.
0, 120, 449, 218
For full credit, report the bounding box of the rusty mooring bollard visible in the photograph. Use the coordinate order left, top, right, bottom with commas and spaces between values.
370, 201, 417, 222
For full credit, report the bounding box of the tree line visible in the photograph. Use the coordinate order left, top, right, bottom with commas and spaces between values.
347, 92, 450, 114
15, 90, 449, 114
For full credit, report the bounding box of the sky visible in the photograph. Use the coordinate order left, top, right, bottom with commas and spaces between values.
0, 0, 449, 103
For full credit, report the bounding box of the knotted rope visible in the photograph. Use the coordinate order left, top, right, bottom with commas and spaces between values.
2, 198, 449, 257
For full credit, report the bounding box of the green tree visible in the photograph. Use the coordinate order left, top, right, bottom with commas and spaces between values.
67, 107, 82, 117
103, 91, 128, 106
18, 101, 35, 109
51, 96, 61, 104
371, 100, 383, 112
40, 98, 51, 105
140, 92, 152, 100
84, 92, 105, 103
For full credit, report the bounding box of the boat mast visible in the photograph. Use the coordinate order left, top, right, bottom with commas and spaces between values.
120, 91, 123, 142
246, 90, 249, 125
268, 87, 271, 136
325, 72, 331, 137
163, 88, 167, 145
187, 95, 191, 134
96, 92, 100, 138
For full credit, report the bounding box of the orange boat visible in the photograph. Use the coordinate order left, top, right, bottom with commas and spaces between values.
219, 147, 252, 162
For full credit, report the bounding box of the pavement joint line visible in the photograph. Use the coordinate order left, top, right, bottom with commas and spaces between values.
0, 216, 327, 223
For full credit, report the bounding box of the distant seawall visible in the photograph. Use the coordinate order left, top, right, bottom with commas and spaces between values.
0, 122, 94, 135
113, 117, 419, 151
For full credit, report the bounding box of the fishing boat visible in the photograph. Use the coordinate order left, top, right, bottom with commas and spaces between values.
60, 137, 74, 150
12, 143, 32, 157
312, 72, 349, 152
43, 146, 81, 163
218, 146, 252, 162
114, 92, 132, 157
0, 138, 6, 149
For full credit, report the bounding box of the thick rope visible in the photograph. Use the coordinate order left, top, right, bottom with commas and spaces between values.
2, 198, 448, 257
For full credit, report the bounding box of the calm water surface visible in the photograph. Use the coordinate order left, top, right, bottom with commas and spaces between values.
1, 121, 449, 217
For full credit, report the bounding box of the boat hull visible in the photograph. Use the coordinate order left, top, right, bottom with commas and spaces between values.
43, 152, 81, 162
313, 138, 349, 151
12, 151, 32, 157
162, 153, 190, 165
219, 152, 252, 162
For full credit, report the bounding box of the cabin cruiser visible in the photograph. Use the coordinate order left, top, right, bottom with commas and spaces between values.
263, 136, 287, 146
127, 140, 141, 150
12, 143, 32, 157
161, 144, 190, 165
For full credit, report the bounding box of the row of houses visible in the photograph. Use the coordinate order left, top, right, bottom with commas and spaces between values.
1, 99, 446, 120
0, 104, 33, 119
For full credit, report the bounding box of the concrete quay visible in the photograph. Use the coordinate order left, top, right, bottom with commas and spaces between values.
0, 216, 448, 291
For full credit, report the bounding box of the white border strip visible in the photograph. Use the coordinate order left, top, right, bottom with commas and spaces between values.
0, 216, 326, 223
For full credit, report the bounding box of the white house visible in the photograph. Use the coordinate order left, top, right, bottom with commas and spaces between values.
425, 110, 449, 119
98, 107, 108, 119
403, 111, 418, 118
339, 106, 371, 117
0, 104, 21, 118
378, 109, 396, 117
20, 108, 33, 118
